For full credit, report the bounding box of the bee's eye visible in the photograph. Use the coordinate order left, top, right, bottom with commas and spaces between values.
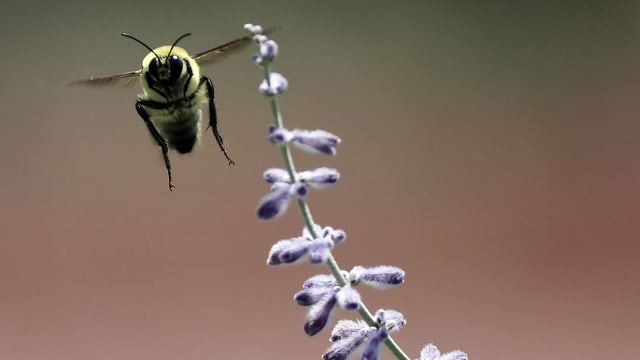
148, 58, 160, 79
167, 55, 183, 80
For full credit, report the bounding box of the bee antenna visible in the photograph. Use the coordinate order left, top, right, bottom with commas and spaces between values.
169, 33, 192, 56
121, 33, 160, 59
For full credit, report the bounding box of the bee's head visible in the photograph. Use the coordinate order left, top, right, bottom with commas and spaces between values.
147, 53, 183, 84
122, 32, 191, 85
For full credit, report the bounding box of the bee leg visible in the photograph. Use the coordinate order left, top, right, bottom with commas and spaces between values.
135, 102, 175, 191
201, 76, 235, 165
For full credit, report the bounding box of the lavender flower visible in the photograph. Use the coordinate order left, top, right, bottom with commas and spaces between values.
324, 320, 371, 360
304, 289, 339, 336
419, 344, 468, 360
267, 236, 333, 265
259, 72, 288, 96
268, 127, 341, 155
263, 168, 291, 183
303, 224, 346, 244
269, 127, 294, 144
294, 285, 333, 306
374, 309, 406, 333
303, 273, 340, 289
256, 181, 309, 220
298, 167, 340, 189
330, 319, 370, 342
268, 225, 345, 265
259, 39, 279, 61
267, 237, 310, 265
323, 320, 393, 360
257, 167, 339, 220
255, 184, 292, 220
246, 22, 467, 360
335, 286, 361, 310
361, 328, 388, 360
290, 129, 342, 155
349, 265, 406, 289
295, 276, 361, 334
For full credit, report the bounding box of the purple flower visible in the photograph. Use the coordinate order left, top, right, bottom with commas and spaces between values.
262, 167, 339, 189
263, 168, 291, 183
259, 72, 288, 96
256, 181, 309, 220
290, 129, 342, 156
419, 344, 468, 360
303, 225, 346, 244
260, 39, 279, 61
304, 289, 339, 336
294, 285, 334, 306
268, 127, 293, 144
336, 286, 361, 311
267, 236, 333, 266
329, 320, 370, 342
298, 167, 340, 189
267, 237, 309, 265
374, 309, 406, 332
330, 229, 347, 244
256, 185, 292, 220
302, 273, 339, 289
307, 237, 335, 264
258, 167, 339, 220
323, 320, 371, 360
267, 127, 341, 156
361, 328, 388, 360
349, 265, 405, 289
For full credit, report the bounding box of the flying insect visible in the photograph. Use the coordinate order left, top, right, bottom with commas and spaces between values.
72, 30, 266, 191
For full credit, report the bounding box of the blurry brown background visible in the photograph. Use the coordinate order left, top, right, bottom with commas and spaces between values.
1, 1, 639, 360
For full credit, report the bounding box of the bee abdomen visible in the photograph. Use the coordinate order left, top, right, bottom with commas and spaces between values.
168, 125, 198, 153
154, 109, 202, 154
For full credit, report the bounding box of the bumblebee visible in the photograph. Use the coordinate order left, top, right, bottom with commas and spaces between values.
72, 31, 262, 190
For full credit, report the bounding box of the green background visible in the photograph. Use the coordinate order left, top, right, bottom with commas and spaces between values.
1, 1, 639, 359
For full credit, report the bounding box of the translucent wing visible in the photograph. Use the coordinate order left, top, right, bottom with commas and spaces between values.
193, 27, 279, 66
69, 69, 142, 87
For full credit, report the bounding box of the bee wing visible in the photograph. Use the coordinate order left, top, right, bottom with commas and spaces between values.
193, 27, 279, 65
69, 69, 142, 87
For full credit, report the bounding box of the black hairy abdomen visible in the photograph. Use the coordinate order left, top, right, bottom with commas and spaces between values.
153, 108, 201, 154
167, 121, 197, 153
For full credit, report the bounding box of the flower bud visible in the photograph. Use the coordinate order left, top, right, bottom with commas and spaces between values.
361, 328, 388, 360
302, 274, 337, 289
259, 39, 279, 61
269, 127, 293, 144
266, 237, 309, 266
263, 168, 291, 183
336, 286, 361, 311
298, 167, 340, 189
349, 265, 405, 289
294, 286, 334, 306
374, 309, 406, 332
256, 186, 292, 220
259, 72, 288, 96
290, 129, 341, 155
307, 237, 334, 264
323, 320, 370, 360
419, 344, 468, 360
304, 291, 338, 336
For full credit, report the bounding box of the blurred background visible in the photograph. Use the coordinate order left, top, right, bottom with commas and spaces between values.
1, 1, 639, 359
